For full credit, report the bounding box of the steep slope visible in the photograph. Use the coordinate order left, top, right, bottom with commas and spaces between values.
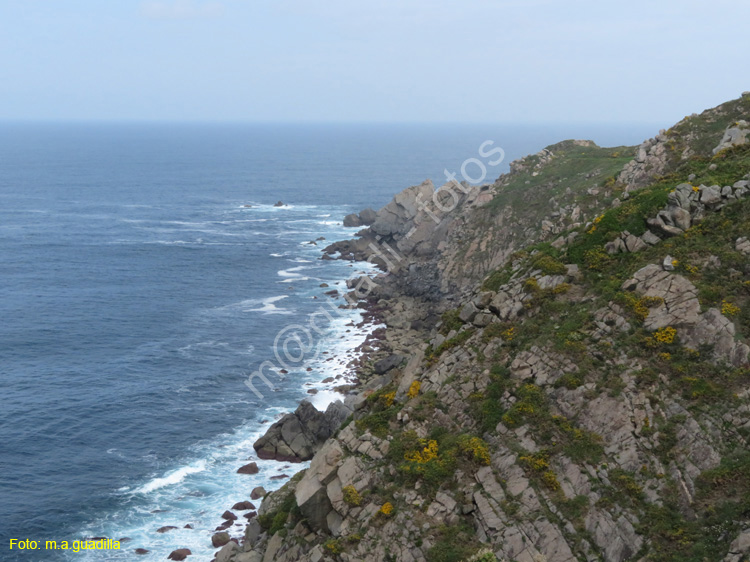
222, 93, 750, 562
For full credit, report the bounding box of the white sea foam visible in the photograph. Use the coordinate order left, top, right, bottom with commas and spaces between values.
247, 295, 292, 315
135, 460, 208, 494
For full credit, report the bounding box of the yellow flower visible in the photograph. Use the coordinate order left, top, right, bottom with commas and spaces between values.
407, 381, 421, 400
379, 502, 393, 516
404, 440, 438, 464
654, 326, 677, 344
722, 300, 740, 317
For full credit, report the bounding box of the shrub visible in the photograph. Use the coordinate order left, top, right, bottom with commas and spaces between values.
524, 277, 540, 293
582, 247, 613, 271
404, 439, 439, 464
342, 485, 362, 507
439, 309, 464, 335
722, 300, 741, 316
532, 254, 568, 276
378, 502, 394, 517
457, 435, 491, 466
518, 451, 560, 491
654, 326, 677, 344
407, 380, 421, 399
324, 539, 343, 555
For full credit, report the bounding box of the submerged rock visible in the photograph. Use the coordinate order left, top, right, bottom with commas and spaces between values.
236, 462, 259, 475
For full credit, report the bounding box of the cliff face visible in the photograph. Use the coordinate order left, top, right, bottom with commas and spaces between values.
224, 94, 750, 562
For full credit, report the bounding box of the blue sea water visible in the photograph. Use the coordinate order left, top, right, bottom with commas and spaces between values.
0, 121, 657, 560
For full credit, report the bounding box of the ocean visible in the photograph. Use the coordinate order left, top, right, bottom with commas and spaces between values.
0, 121, 657, 560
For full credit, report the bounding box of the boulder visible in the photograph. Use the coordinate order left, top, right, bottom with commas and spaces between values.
359, 208, 377, 225
273, 201, 285, 207
699, 185, 722, 207
167, 549, 192, 561
458, 302, 479, 323
135, 549, 149, 555
156, 526, 177, 533
215, 542, 239, 562
374, 354, 403, 374
472, 291, 495, 309
211, 532, 231, 548
641, 230, 661, 245
231, 501, 256, 510
237, 462, 259, 475
250, 486, 266, 500
253, 400, 351, 462
221, 510, 237, 521
343, 213, 362, 227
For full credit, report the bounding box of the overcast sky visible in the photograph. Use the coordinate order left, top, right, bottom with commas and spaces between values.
1, 1, 748, 123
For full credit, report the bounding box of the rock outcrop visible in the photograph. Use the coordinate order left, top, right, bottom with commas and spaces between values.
253, 400, 351, 462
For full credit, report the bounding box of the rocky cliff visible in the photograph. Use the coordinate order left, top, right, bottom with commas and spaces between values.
220, 94, 750, 562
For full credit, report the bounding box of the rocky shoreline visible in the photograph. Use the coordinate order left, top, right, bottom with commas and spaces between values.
196, 273, 399, 561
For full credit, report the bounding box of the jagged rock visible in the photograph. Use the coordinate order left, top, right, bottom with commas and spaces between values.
273, 201, 285, 207
370, 180, 434, 238
713, 120, 749, 154
253, 401, 351, 462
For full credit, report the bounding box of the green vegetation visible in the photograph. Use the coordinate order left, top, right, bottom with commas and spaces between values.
487, 141, 635, 213
257, 479, 301, 536
425, 328, 476, 364
439, 308, 464, 335
426, 524, 483, 562
638, 451, 750, 561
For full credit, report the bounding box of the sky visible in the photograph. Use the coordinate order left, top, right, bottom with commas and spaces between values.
1, 0, 748, 123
